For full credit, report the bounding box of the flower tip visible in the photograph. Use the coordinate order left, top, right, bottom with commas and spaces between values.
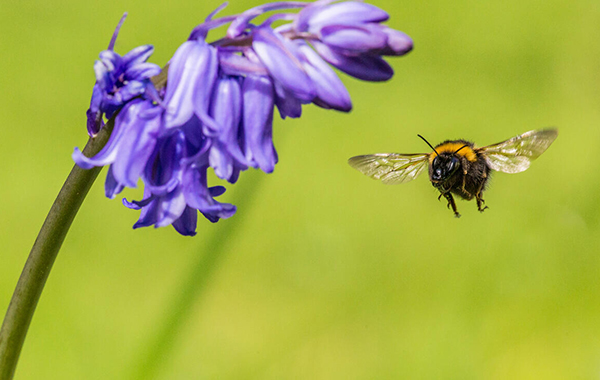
222, 204, 237, 218
206, 2, 228, 22
259, 162, 276, 174
209, 186, 227, 197
108, 13, 129, 50
86, 109, 102, 136
131, 222, 145, 230
173, 208, 199, 235
72, 148, 95, 170
178, 229, 197, 237
382, 29, 414, 56
336, 91, 353, 112
122, 198, 142, 210
338, 99, 353, 112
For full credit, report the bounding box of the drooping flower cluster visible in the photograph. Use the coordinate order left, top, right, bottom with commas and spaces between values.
74, 0, 413, 236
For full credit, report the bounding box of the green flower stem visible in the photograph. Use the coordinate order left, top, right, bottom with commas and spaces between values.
0, 119, 114, 380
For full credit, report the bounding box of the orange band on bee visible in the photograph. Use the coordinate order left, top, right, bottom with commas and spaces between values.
429, 142, 478, 163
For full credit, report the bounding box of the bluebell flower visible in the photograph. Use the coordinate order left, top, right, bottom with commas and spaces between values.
295, 0, 413, 81
75, 99, 163, 196
242, 75, 278, 173
122, 131, 236, 236
86, 42, 161, 136
162, 39, 221, 135
295, 40, 352, 111
75, 1, 412, 235
252, 26, 316, 103
208, 74, 248, 183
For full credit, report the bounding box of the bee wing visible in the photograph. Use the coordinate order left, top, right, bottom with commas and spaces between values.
348, 153, 430, 185
478, 129, 558, 173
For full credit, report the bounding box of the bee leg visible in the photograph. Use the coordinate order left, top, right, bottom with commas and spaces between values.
461, 181, 472, 199
475, 193, 489, 212
459, 157, 472, 196
475, 172, 488, 212
442, 193, 461, 218
476, 195, 488, 212
475, 187, 488, 213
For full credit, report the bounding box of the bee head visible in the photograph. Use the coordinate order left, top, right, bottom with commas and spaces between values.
431, 154, 460, 182
418, 135, 468, 183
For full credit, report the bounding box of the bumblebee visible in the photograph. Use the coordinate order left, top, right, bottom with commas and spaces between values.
348, 129, 558, 217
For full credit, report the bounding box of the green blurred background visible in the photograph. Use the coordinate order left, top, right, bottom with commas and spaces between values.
1, 0, 599, 378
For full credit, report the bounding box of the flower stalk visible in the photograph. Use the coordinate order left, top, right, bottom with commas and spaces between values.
0, 119, 115, 380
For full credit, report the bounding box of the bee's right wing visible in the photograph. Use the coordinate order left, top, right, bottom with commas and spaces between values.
348, 153, 430, 185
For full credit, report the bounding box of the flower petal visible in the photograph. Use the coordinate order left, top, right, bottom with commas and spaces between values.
319, 24, 387, 53
111, 80, 147, 106
163, 40, 220, 133
297, 42, 351, 111
86, 85, 104, 136
163, 41, 200, 128
144, 130, 186, 192
305, 1, 389, 30
209, 145, 234, 181
218, 50, 269, 76
179, 116, 210, 159
209, 186, 227, 197
73, 103, 132, 169
93, 59, 114, 93
133, 202, 161, 229
172, 206, 198, 236
105, 166, 125, 199
122, 45, 155, 67
111, 100, 163, 188
192, 47, 222, 136
294, 0, 328, 32
108, 13, 128, 51
252, 27, 316, 102
155, 188, 188, 228
313, 41, 393, 81
98, 50, 122, 74
123, 189, 155, 210
379, 27, 413, 56
242, 75, 278, 173
125, 62, 161, 81
209, 75, 248, 180
273, 82, 303, 119
211, 76, 245, 159
129, 187, 159, 227
182, 167, 237, 220
227, 2, 309, 38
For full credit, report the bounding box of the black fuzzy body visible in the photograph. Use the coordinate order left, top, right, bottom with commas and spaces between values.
428, 139, 491, 216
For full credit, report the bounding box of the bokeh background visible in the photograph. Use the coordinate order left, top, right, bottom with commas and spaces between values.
1, 0, 599, 378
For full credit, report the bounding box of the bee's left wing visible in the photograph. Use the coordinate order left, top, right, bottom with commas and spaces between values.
348, 153, 430, 185
477, 129, 558, 173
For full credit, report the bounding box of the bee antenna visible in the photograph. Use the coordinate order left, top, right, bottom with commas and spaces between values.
417, 134, 439, 156
454, 144, 469, 154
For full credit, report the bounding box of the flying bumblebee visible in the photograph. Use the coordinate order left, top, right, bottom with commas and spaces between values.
348, 129, 558, 217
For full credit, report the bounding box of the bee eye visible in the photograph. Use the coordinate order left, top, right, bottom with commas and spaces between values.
447, 157, 459, 171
